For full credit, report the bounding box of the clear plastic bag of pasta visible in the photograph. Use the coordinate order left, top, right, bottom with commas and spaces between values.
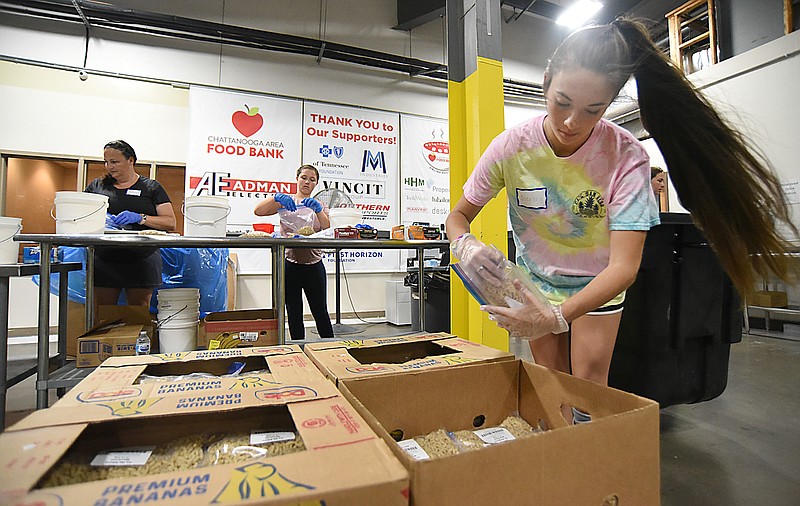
451, 246, 549, 310
200, 430, 306, 467
278, 205, 316, 237
38, 434, 211, 489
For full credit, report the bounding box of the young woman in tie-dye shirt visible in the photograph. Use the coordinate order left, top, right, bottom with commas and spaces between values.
447, 19, 796, 388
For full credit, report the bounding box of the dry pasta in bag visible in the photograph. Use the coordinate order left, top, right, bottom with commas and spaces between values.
399, 415, 543, 461
200, 430, 305, 467
278, 205, 316, 237
451, 248, 551, 328
39, 434, 209, 488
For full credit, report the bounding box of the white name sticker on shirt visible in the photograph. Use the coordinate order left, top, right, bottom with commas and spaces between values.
516, 188, 547, 209
126, 189, 142, 196
91, 446, 155, 466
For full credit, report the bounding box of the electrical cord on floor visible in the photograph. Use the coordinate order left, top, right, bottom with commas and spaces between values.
340, 259, 380, 326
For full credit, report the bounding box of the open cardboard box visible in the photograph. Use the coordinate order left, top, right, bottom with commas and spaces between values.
1, 372, 409, 505
75, 321, 150, 368
303, 333, 515, 385
339, 359, 660, 505
199, 309, 279, 349
54, 346, 326, 408
67, 305, 156, 357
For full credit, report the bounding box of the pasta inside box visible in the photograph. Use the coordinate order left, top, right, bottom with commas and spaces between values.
199, 309, 279, 349
339, 359, 660, 505
1, 398, 410, 506
303, 333, 515, 384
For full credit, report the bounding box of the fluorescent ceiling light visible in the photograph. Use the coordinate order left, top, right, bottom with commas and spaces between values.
556, 1, 603, 29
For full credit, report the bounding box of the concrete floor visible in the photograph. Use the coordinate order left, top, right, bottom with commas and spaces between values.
4, 321, 799, 504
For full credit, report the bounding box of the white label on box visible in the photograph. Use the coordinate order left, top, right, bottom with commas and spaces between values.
250, 431, 296, 445
474, 427, 515, 444
91, 446, 155, 466
398, 439, 430, 460
239, 332, 259, 342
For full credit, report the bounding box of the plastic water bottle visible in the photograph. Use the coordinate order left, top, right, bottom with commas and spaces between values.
135, 330, 151, 355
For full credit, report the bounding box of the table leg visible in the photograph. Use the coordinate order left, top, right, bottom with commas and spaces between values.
272, 244, 285, 344
56, 264, 69, 397
418, 247, 426, 332
85, 245, 95, 329
0, 276, 10, 428
36, 242, 52, 409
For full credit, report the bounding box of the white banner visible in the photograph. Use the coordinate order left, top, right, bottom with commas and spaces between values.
302, 102, 401, 272
186, 86, 303, 273
399, 115, 450, 226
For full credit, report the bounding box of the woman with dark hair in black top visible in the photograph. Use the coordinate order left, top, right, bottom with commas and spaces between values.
85, 140, 176, 309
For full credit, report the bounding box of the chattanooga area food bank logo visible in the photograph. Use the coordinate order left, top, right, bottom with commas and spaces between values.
190, 172, 296, 198
231, 104, 264, 138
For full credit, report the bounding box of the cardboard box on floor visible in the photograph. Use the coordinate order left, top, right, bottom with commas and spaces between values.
54, 346, 325, 407
67, 304, 156, 357
1, 362, 409, 506
198, 309, 279, 349
339, 359, 660, 505
303, 333, 515, 385
75, 321, 149, 368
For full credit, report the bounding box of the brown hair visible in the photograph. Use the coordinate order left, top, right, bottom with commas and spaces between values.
650, 166, 665, 179
545, 18, 797, 295
296, 164, 319, 180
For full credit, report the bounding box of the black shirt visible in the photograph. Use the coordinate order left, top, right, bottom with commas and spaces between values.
85, 175, 171, 231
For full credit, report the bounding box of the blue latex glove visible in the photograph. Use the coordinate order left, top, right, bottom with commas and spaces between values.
301, 197, 323, 213
274, 193, 296, 211
113, 210, 142, 226
105, 213, 121, 230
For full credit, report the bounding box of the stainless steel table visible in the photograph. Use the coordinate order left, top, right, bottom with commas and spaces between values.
0, 261, 81, 424
15, 234, 448, 405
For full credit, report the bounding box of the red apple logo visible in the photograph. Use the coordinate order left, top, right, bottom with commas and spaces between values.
231, 104, 263, 137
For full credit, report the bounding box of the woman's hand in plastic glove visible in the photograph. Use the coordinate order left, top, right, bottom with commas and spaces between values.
301, 197, 323, 213
113, 210, 142, 226
274, 193, 297, 211
481, 280, 564, 340
105, 213, 121, 230
450, 233, 505, 282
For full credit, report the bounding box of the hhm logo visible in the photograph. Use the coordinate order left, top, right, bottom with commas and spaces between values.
319, 144, 344, 159
362, 150, 387, 173
404, 177, 425, 187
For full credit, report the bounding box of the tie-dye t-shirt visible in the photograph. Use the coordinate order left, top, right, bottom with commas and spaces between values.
463, 115, 660, 304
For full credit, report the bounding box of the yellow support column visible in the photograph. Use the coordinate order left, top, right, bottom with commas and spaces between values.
447, 0, 508, 351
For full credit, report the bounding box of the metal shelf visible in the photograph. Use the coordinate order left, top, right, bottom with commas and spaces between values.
44, 361, 92, 389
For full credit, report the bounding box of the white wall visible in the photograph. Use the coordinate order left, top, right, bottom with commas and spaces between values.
652, 31, 800, 220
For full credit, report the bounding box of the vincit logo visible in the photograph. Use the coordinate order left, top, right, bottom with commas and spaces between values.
321, 179, 384, 199
404, 177, 425, 187
362, 150, 386, 174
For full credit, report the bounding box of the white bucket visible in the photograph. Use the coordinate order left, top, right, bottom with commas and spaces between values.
53, 192, 109, 235
158, 287, 200, 298
184, 196, 230, 237
329, 207, 362, 229
0, 216, 22, 264
158, 320, 198, 353
158, 307, 200, 322
157, 288, 200, 321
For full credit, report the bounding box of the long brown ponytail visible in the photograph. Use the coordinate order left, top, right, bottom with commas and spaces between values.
547, 18, 797, 295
